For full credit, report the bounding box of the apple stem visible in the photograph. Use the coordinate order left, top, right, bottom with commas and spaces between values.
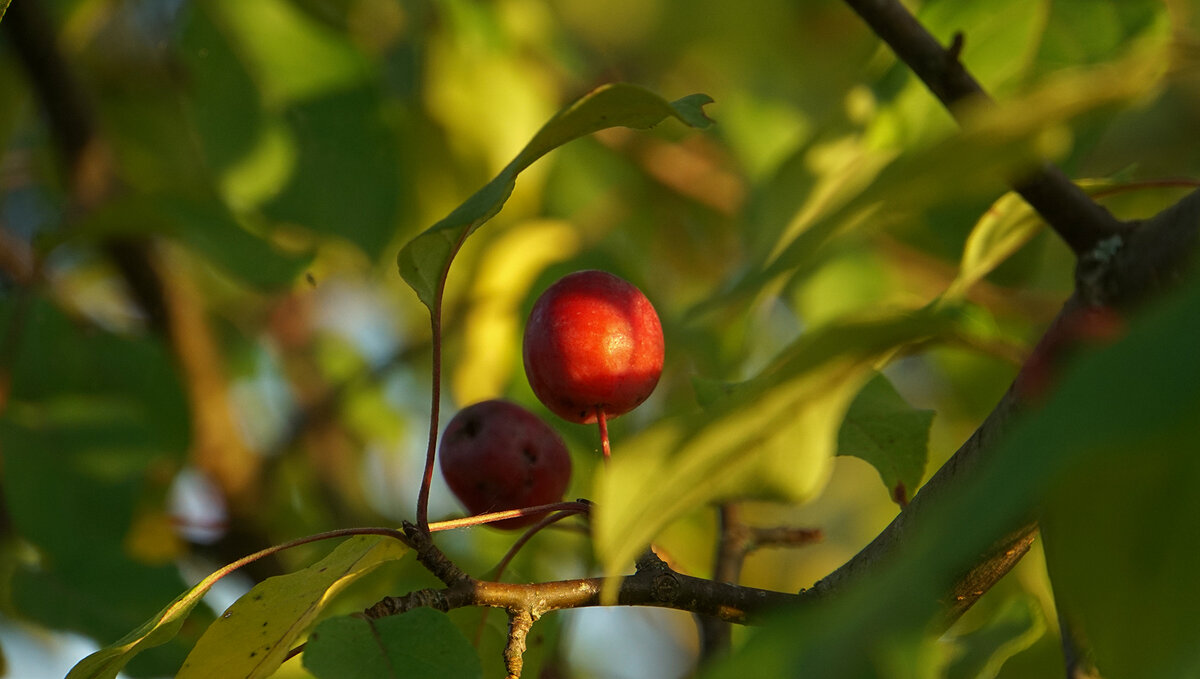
596, 407, 611, 462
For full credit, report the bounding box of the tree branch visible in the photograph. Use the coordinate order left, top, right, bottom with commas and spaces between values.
841, 0, 1127, 255
810, 0, 1200, 631
366, 530, 800, 628
364, 563, 802, 625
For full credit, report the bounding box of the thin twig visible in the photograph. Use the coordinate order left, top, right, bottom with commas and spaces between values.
841, 0, 1126, 255
503, 610, 534, 679
700, 504, 823, 659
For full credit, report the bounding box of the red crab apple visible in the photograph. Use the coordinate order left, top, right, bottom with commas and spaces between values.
439, 399, 572, 530
523, 270, 664, 427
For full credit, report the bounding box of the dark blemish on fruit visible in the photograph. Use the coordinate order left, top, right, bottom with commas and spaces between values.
461, 417, 481, 438
522, 446, 537, 464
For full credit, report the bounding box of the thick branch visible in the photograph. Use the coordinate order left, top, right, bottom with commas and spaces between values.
365, 567, 801, 623
811, 0, 1200, 631
812, 183, 1200, 622
842, 0, 1126, 255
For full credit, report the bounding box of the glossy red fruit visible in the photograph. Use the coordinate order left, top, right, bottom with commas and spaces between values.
523, 270, 664, 424
439, 400, 572, 530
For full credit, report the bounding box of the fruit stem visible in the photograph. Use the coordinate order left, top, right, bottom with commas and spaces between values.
596, 407, 610, 462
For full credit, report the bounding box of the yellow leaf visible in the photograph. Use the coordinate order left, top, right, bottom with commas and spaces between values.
176, 535, 407, 679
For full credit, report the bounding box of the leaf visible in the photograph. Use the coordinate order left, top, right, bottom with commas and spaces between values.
49, 195, 310, 290
263, 86, 401, 255
396, 83, 713, 311
65, 563, 241, 679
3, 300, 196, 676
945, 192, 1044, 300
66, 535, 407, 679
594, 308, 957, 577
303, 610, 483, 679
1041, 431, 1200, 679
836, 372, 934, 505
703, 240, 1200, 679
945, 595, 1046, 679
706, 44, 1169, 316
175, 535, 408, 679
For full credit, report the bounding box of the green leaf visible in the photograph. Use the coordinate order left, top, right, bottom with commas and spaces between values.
303, 610, 483, 679
837, 372, 934, 505
595, 308, 956, 577
208, 0, 371, 104
703, 242, 1200, 679
175, 535, 408, 679
707, 44, 1169, 316
1041, 431, 1200, 679
396, 83, 713, 311
945, 595, 1046, 679
3, 300, 195, 676
49, 195, 310, 290
263, 86, 400, 255
177, 2, 264, 175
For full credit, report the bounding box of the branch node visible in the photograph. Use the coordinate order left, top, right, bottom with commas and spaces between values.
1076, 233, 1128, 306
404, 521, 474, 587
946, 31, 965, 62
634, 547, 670, 575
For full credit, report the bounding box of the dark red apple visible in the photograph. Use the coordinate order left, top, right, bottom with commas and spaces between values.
439, 400, 572, 530
523, 270, 664, 424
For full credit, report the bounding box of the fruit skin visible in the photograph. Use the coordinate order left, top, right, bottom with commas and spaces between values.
523, 270, 664, 424
439, 400, 572, 530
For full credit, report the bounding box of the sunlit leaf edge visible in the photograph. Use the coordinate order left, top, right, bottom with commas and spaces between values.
396, 82, 713, 311
175, 535, 408, 679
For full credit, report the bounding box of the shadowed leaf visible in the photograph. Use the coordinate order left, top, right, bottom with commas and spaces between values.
837, 372, 934, 505
303, 610, 482, 679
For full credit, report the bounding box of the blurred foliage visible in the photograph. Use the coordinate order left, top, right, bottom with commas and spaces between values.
1, 0, 1198, 677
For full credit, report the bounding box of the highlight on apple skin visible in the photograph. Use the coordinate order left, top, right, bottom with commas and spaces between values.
522, 270, 664, 425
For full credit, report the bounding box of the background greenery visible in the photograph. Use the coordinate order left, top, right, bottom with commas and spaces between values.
1, 0, 1198, 677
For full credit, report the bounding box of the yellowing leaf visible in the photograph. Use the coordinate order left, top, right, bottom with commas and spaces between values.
594, 309, 956, 579
452, 219, 581, 404
176, 535, 407, 679
946, 191, 1044, 300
